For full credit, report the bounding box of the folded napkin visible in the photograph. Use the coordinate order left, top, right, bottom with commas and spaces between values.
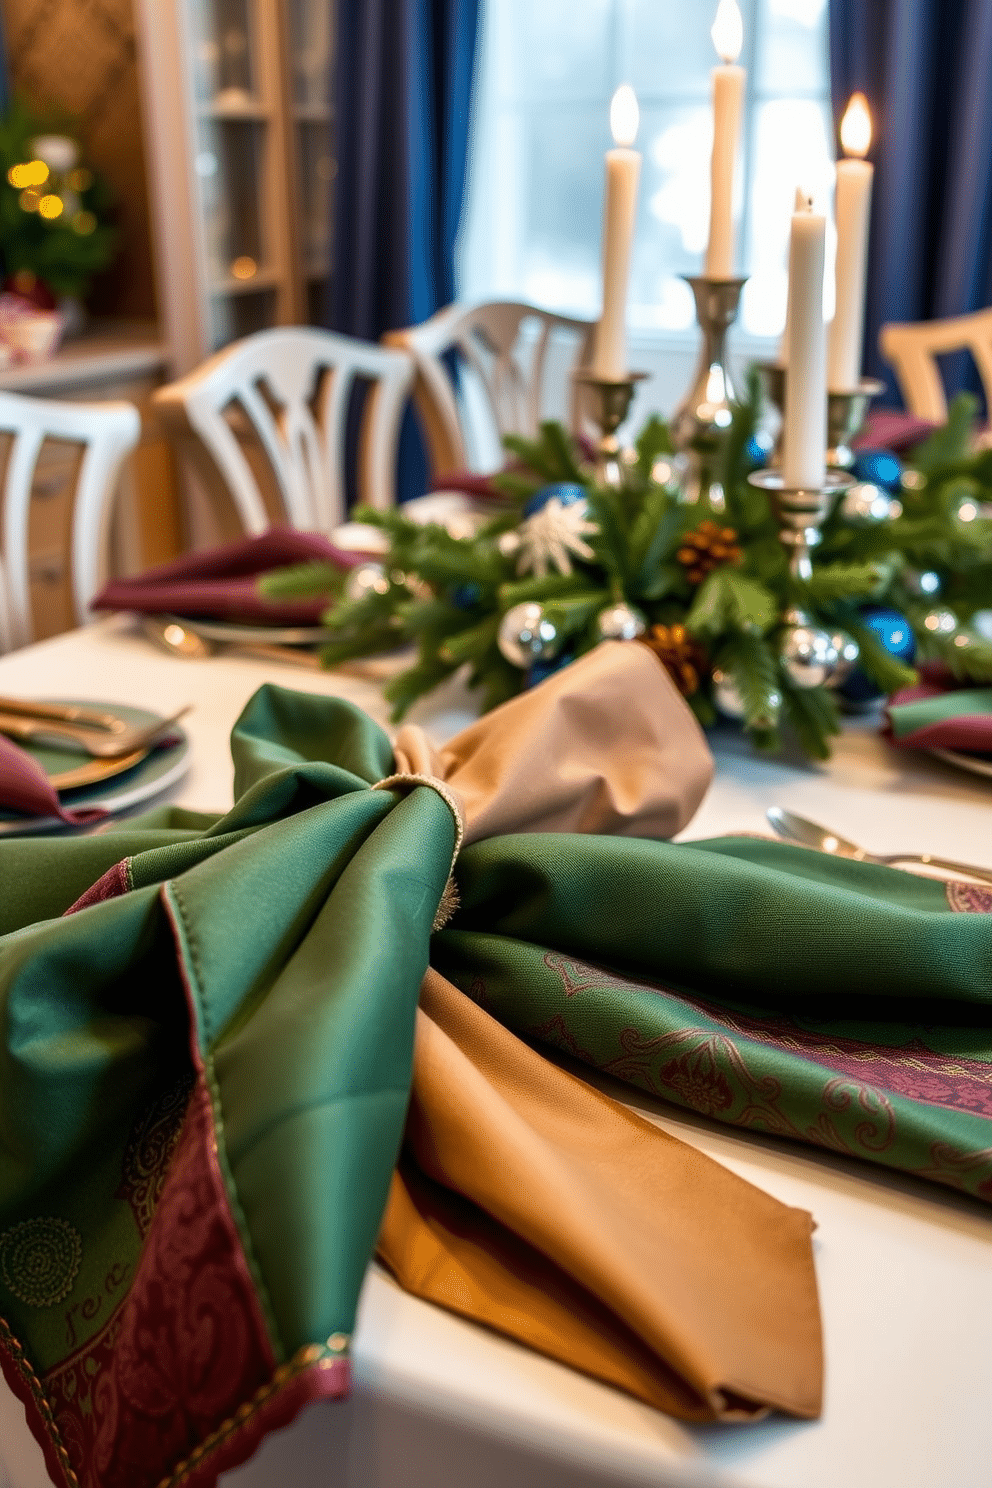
886, 663, 992, 753
854, 409, 936, 453
0, 731, 106, 823
92, 526, 361, 626
4, 642, 991, 1486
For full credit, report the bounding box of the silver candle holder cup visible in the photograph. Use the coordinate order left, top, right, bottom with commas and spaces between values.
670, 274, 748, 506
573, 370, 648, 487
747, 467, 855, 580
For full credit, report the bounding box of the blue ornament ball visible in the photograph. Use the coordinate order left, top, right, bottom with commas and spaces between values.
450, 582, 481, 610
523, 482, 588, 518
526, 651, 573, 689
837, 604, 916, 706
744, 431, 773, 468
851, 448, 903, 494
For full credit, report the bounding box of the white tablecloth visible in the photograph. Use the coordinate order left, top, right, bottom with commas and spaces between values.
1, 616, 991, 1488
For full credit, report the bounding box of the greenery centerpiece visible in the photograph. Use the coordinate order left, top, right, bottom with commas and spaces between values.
262, 374, 992, 760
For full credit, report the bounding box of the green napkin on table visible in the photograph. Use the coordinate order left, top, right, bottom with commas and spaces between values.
0, 655, 990, 1487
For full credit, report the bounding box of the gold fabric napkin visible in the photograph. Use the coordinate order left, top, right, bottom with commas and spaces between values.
392, 639, 715, 844
375, 644, 822, 1421
380, 971, 822, 1421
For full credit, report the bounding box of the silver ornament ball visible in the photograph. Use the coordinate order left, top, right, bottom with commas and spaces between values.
826, 631, 860, 687
344, 562, 390, 601
711, 667, 746, 719
497, 602, 562, 669
595, 601, 646, 642
840, 482, 902, 523
780, 622, 839, 688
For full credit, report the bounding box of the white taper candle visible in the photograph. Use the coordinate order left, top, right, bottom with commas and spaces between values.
593, 85, 641, 379
827, 93, 874, 391
782, 194, 827, 490
704, 0, 745, 279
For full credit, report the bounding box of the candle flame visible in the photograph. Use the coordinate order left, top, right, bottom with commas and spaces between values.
840, 93, 871, 157
609, 84, 639, 148
711, 0, 743, 64
795, 186, 815, 213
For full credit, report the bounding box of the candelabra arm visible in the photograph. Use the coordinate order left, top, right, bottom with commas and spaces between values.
573, 371, 648, 487
747, 468, 855, 580
671, 275, 747, 504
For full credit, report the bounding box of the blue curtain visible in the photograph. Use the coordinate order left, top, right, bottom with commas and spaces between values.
830, 0, 992, 406
328, 0, 480, 499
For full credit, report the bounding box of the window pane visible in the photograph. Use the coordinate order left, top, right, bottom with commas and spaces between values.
499, 0, 613, 102
458, 0, 833, 344
741, 97, 834, 336
621, 0, 728, 101
755, 0, 829, 96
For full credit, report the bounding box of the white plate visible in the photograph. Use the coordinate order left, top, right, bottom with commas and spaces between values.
0, 703, 191, 836
162, 614, 334, 646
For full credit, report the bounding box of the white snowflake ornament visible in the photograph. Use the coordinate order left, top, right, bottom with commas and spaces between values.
515, 495, 598, 578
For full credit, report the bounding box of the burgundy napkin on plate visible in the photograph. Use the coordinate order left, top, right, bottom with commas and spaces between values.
92, 527, 362, 626
0, 733, 106, 823
885, 662, 992, 753
853, 409, 937, 453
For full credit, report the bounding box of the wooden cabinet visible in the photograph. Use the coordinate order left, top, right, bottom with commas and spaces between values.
134, 0, 334, 376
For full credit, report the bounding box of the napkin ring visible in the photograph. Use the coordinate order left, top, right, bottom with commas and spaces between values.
372, 773, 465, 930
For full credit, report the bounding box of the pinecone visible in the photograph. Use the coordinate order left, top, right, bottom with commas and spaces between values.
676, 520, 742, 585
640, 623, 708, 697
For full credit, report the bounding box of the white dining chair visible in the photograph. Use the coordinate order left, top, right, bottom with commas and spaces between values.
0, 391, 141, 652
879, 306, 992, 422
153, 327, 414, 536
384, 301, 595, 477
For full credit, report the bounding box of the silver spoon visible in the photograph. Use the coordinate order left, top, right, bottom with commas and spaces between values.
766, 806, 992, 886
142, 617, 321, 670
142, 618, 216, 659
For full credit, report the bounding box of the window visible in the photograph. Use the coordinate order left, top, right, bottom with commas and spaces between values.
458, 0, 833, 353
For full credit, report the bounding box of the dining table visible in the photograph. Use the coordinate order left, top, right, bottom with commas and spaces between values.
1, 612, 991, 1488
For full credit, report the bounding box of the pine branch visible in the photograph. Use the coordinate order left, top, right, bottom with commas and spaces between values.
714, 632, 783, 735
385, 656, 460, 719
846, 618, 918, 693
795, 562, 883, 603
543, 590, 610, 637
718, 364, 763, 501
634, 414, 674, 477
498, 572, 591, 608
440, 614, 501, 666
911, 393, 978, 473
686, 567, 777, 638
778, 677, 840, 760
258, 561, 342, 599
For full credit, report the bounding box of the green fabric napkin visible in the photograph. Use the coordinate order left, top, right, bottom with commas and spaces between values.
888, 686, 992, 741
0, 682, 990, 1488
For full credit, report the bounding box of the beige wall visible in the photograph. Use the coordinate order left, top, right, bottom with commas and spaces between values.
2, 0, 157, 319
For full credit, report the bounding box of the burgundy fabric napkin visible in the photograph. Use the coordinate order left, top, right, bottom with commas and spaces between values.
0, 733, 106, 823
853, 409, 937, 453
885, 662, 992, 753
92, 527, 362, 626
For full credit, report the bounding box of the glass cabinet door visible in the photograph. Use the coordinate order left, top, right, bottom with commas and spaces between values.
187, 0, 283, 347
285, 0, 335, 322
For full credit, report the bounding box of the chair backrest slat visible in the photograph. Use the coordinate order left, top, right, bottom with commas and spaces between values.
0, 392, 140, 651
385, 301, 595, 478
153, 327, 414, 535
880, 306, 992, 422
